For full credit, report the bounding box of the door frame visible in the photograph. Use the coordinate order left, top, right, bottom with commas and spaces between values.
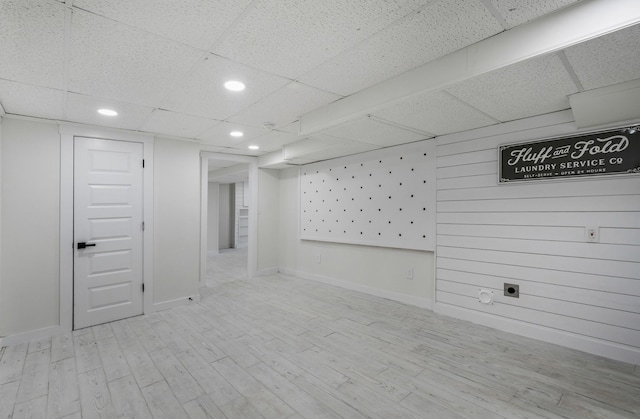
200, 152, 258, 286
59, 125, 154, 331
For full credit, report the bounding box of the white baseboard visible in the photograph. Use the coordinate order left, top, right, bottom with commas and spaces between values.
151, 294, 200, 312
280, 267, 433, 310
255, 267, 279, 276
435, 302, 640, 366
0, 325, 66, 348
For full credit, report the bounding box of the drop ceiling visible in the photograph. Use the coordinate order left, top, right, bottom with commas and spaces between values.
1, 0, 639, 165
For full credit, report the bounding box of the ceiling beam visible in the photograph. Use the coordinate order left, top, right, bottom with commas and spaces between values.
208, 163, 249, 182
299, 0, 640, 135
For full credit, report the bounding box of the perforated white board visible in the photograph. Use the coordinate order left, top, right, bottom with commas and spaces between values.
300, 140, 436, 251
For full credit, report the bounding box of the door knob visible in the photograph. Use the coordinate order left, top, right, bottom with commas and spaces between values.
77, 242, 96, 249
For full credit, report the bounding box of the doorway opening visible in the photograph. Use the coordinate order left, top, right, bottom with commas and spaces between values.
207, 164, 249, 285
199, 153, 258, 287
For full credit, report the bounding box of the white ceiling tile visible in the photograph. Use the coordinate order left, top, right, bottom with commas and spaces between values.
283, 135, 379, 162
0, 80, 65, 120
447, 53, 579, 122
228, 82, 342, 129
564, 24, 640, 90
209, 169, 250, 184
323, 117, 428, 146
73, 0, 253, 50
278, 122, 300, 134
197, 121, 269, 147
489, 0, 581, 27
212, 0, 431, 79
373, 90, 498, 136
161, 54, 290, 120
140, 109, 219, 139
0, 0, 65, 89
66, 93, 154, 130
69, 9, 202, 107
233, 129, 300, 153
299, 0, 503, 96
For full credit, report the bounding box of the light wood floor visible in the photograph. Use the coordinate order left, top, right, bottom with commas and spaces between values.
1, 249, 639, 418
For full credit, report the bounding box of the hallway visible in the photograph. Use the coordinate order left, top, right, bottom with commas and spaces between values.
205, 248, 248, 287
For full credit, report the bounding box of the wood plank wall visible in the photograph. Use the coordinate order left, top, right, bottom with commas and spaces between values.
434, 112, 640, 363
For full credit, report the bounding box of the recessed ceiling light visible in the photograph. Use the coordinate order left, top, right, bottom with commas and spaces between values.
224, 80, 245, 91
230, 131, 243, 137
248, 145, 259, 150
97, 108, 118, 116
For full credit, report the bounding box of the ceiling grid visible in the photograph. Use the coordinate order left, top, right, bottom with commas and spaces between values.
0, 0, 638, 162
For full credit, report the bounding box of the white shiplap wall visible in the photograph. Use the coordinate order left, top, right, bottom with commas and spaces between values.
434, 111, 640, 365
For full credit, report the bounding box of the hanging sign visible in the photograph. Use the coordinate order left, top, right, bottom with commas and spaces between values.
499, 126, 640, 182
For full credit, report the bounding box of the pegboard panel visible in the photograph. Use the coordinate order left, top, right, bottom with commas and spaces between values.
300, 140, 436, 251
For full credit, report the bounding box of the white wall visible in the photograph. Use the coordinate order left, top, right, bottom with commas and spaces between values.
434, 111, 640, 364
207, 182, 220, 254
218, 183, 231, 249
258, 169, 280, 274
0, 118, 2, 336
153, 137, 200, 306
278, 167, 434, 308
0, 118, 60, 336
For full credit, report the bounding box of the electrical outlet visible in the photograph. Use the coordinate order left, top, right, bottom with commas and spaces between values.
585, 226, 599, 243
315, 254, 322, 264
406, 268, 414, 280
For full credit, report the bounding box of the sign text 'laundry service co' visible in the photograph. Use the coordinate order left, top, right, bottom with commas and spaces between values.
499, 126, 640, 182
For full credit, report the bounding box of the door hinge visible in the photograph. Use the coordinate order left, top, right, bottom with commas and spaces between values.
142, 159, 145, 168
142, 283, 145, 292
142, 221, 145, 231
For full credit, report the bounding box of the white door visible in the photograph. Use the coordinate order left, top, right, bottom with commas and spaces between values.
74, 137, 144, 329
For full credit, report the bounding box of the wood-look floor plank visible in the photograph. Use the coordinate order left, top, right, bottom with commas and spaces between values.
400, 391, 470, 419
183, 394, 226, 419
107, 375, 152, 419
15, 348, 50, 403
159, 312, 226, 363
73, 328, 102, 375
290, 372, 369, 419
91, 324, 114, 341
219, 396, 265, 419
175, 349, 241, 407
27, 338, 51, 354
77, 368, 115, 419
0, 380, 20, 418
0, 342, 28, 384
150, 320, 193, 355
148, 347, 204, 404
11, 394, 47, 419
247, 362, 340, 419
51, 333, 75, 363
333, 376, 423, 419
47, 357, 81, 419
203, 326, 260, 369
109, 318, 139, 344
213, 357, 295, 419
141, 380, 189, 419
115, 335, 163, 389
261, 338, 349, 388
96, 336, 130, 382
556, 392, 638, 419
128, 316, 166, 353
382, 364, 522, 419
